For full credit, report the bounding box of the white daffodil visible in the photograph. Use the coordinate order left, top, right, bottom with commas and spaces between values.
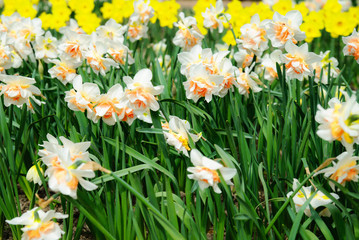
343, 28, 359, 64
96, 18, 127, 43
34, 31, 58, 63
315, 150, 359, 190
187, 149, 237, 194
266, 10, 306, 48
313, 51, 340, 84
282, 41, 321, 81
315, 91, 359, 148
48, 56, 81, 85
173, 12, 204, 51
287, 178, 339, 217
260, 49, 282, 82
64, 75, 100, 113
183, 64, 223, 103
6, 208, 68, 240
162, 116, 202, 156
124, 68, 164, 114
0, 74, 43, 111
89, 84, 125, 126
202, 0, 230, 33
237, 14, 269, 56
26, 162, 43, 186
236, 66, 262, 96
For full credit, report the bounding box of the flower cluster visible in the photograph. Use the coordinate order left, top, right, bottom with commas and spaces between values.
65, 69, 163, 126
178, 45, 262, 103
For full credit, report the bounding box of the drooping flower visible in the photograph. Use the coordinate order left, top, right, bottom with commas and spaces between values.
6, 208, 68, 240
315, 91, 359, 148
287, 178, 339, 217
282, 41, 321, 81
162, 116, 202, 156
315, 150, 359, 190
343, 28, 359, 64
187, 149, 237, 194
26, 162, 44, 186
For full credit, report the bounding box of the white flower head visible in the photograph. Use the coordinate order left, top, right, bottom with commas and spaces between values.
266, 10, 306, 48
315, 150, 359, 190
287, 178, 339, 217
162, 116, 202, 156
342, 28, 359, 64
6, 207, 68, 240
315, 91, 359, 148
187, 149, 237, 193
202, 0, 231, 33
282, 41, 321, 81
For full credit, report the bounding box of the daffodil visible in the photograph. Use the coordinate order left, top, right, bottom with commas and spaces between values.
343, 28, 359, 64
162, 116, 201, 156
281, 41, 321, 81
187, 149, 237, 194
287, 178, 339, 217
236, 14, 269, 56
266, 10, 306, 48
315, 91, 359, 148
173, 12, 204, 51
6, 207, 68, 240
202, 0, 230, 33
0, 74, 44, 111
315, 150, 359, 190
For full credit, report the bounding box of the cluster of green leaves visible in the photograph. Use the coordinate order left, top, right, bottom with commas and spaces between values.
0, 20, 359, 240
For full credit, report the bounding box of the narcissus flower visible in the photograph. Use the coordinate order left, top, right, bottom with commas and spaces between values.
237, 14, 269, 56
236, 66, 262, 96
313, 51, 340, 84
0, 74, 44, 111
26, 162, 43, 186
48, 56, 81, 85
162, 116, 202, 156
6, 208, 68, 240
343, 28, 359, 64
124, 68, 164, 114
187, 149, 237, 193
315, 91, 359, 148
183, 64, 223, 103
260, 49, 282, 82
266, 10, 306, 48
65, 75, 100, 113
173, 12, 204, 51
282, 41, 321, 81
202, 0, 230, 33
287, 178, 339, 217
39, 134, 97, 199
315, 150, 359, 190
